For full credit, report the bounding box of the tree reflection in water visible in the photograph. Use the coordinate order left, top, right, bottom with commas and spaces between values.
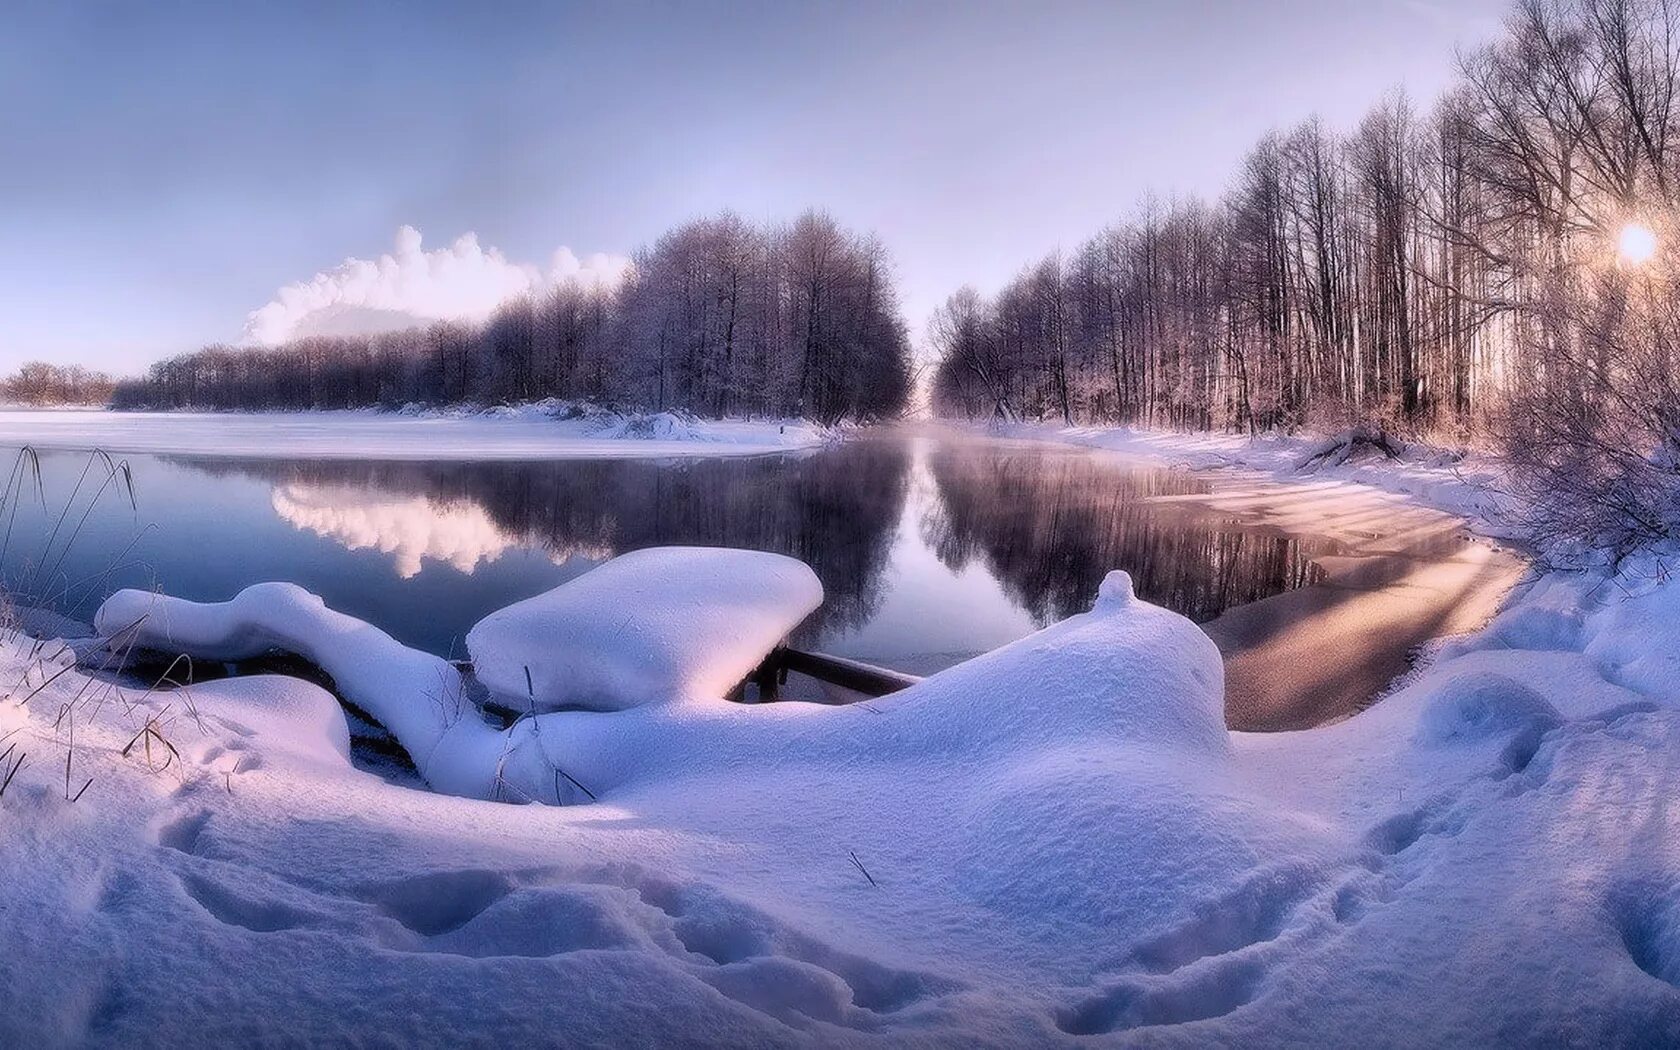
920, 441, 1330, 626
173, 437, 912, 644
167, 433, 1333, 668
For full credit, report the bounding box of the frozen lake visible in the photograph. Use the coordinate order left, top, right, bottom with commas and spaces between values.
0, 428, 1330, 678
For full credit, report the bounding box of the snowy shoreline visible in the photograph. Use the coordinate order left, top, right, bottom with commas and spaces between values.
0, 405, 833, 461
950, 420, 1506, 531
6, 429, 1680, 1045
947, 421, 1527, 729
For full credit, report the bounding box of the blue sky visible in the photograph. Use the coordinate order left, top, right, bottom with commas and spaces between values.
1, 0, 1508, 373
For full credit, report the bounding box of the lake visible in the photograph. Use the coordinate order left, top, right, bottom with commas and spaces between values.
0, 428, 1330, 679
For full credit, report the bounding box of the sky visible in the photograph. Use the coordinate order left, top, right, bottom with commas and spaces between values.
0, 0, 1510, 375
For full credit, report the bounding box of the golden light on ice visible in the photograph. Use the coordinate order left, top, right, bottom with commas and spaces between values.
1619, 222, 1658, 266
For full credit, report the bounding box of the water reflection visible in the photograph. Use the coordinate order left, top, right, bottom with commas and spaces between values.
271, 482, 575, 578
5, 432, 1335, 673
174, 437, 913, 644
921, 441, 1329, 626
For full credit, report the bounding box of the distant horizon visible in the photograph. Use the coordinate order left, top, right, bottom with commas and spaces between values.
3, 0, 1507, 375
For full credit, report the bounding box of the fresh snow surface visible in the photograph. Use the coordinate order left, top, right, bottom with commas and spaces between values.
467, 547, 823, 712
0, 404, 830, 461
94, 547, 822, 795
7, 433, 1680, 1046
974, 420, 1508, 537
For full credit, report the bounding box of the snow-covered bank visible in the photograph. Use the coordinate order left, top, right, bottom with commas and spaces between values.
1185, 476, 1523, 730
0, 405, 832, 461
957, 421, 1526, 729
92, 548, 825, 800
8, 450, 1680, 1045
969, 421, 1507, 534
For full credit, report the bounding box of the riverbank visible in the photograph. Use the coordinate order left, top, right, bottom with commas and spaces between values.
967, 421, 1505, 526
962, 422, 1528, 730
6, 426, 1680, 1045
0, 405, 832, 461
1181, 473, 1522, 729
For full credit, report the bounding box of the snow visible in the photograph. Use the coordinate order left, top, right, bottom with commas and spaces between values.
973, 420, 1507, 534
93, 580, 509, 800
7, 428, 1680, 1044
466, 546, 823, 712
0, 406, 831, 461
90, 548, 821, 798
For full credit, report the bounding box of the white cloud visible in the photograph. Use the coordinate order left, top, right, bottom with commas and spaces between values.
242, 226, 630, 345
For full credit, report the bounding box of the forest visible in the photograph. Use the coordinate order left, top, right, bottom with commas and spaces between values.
69, 0, 1680, 547
929, 0, 1680, 547
113, 210, 914, 424
0, 361, 116, 406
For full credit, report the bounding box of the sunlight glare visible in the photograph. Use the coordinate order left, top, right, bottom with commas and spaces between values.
1619, 222, 1658, 266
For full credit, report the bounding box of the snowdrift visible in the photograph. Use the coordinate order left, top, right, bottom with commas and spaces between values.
466, 546, 823, 712
16, 518, 1680, 1043
91, 555, 1217, 807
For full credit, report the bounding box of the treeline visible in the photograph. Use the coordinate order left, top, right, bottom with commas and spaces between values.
115, 211, 913, 424
932, 0, 1680, 549
1, 362, 116, 406
929, 89, 1503, 432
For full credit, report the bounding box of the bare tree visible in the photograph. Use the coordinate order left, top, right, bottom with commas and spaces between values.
115, 211, 913, 425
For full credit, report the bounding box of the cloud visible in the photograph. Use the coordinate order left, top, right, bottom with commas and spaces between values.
242, 225, 630, 345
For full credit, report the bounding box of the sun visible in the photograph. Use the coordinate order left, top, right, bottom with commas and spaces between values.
1619, 222, 1658, 266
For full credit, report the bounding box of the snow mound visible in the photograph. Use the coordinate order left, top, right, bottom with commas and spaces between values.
1469, 601, 1583, 653
1580, 549, 1680, 701
881, 569, 1228, 759
591, 409, 696, 441
1412, 671, 1561, 746
466, 547, 824, 711
93, 581, 498, 797
186, 674, 354, 769
87, 556, 1215, 810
